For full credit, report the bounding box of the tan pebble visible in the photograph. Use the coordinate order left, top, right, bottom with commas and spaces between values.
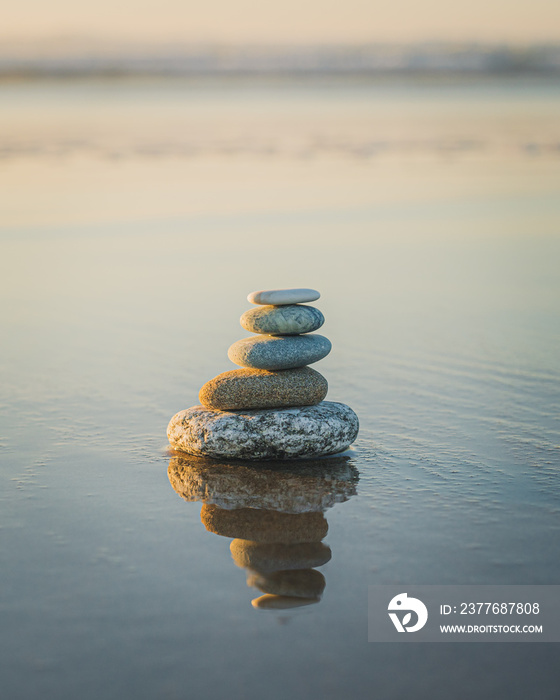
199, 367, 327, 410
251, 595, 320, 609
230, 539, 332, 573
200, 504, 328, 543
247, 569, 326, 598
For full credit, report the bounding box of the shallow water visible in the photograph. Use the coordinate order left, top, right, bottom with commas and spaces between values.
1, 76, 560, 699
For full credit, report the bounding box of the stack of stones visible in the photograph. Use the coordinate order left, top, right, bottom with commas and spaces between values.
167, 287, 359, 460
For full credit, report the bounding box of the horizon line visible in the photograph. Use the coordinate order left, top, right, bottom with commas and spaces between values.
2, 35, 560, 49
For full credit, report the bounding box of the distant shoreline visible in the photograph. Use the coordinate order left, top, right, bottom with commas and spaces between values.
1, 42, 559, 80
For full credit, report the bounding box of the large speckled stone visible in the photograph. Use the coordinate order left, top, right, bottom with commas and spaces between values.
247, 569, 326, 599
167, 453, 359, 513
240, 304, 324, 336
199, 367, 327, 410
200, 504, 328, 543
167, 401, 359, 460
228, 334, 331, 370
230, 540, 332, 573
247, 288, 320, 306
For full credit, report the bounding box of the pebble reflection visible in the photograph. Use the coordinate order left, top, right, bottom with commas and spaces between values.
168, 451, 359, 609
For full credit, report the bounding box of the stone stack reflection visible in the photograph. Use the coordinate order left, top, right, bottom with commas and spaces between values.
168, 452, 359, 609
206, 504, 330, 608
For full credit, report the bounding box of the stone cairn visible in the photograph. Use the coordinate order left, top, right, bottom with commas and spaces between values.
167, 287, 359, 460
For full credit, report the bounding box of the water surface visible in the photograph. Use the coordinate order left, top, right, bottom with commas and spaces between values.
1, 76, 559, 699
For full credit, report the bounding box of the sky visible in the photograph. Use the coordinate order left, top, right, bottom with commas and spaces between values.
3, 0, 560, 45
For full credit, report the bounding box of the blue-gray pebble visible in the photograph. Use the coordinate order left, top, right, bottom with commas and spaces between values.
228, 334, 331, 370
240, 304, 324, 336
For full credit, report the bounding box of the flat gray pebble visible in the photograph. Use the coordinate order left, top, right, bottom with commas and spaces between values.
240, 304, 324, 335
228, 334, 331, 370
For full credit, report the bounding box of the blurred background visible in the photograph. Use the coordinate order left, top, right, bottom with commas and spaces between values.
1, 0, 560, 229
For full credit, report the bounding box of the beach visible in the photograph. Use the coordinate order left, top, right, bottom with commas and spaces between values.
1, 73, 560, 698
